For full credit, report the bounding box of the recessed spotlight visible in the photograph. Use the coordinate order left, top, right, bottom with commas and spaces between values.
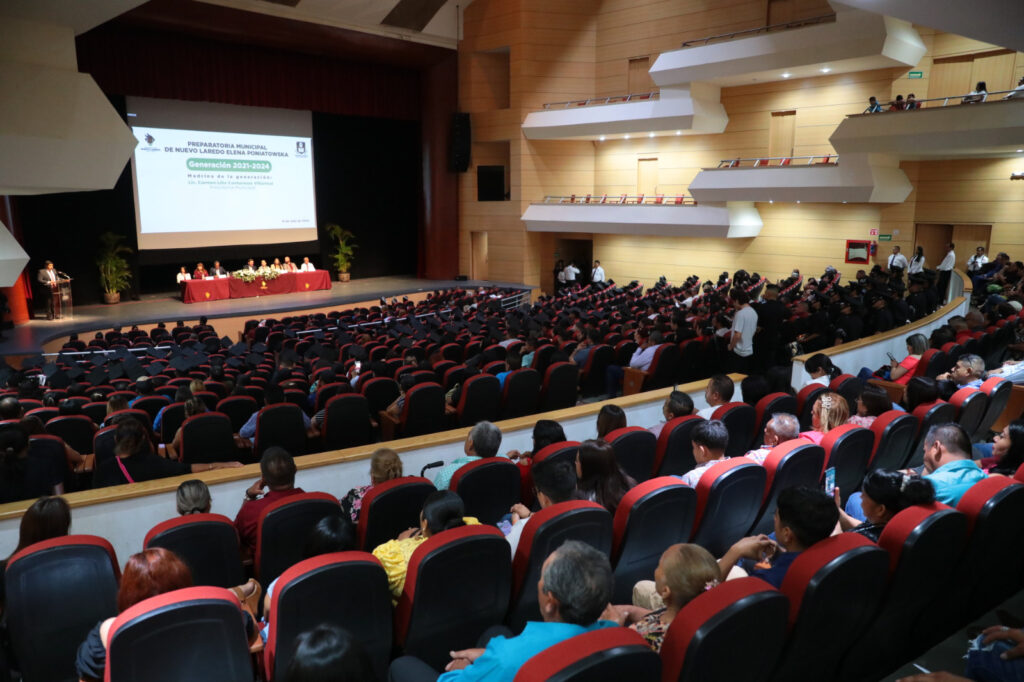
782, 73, 791, 78
796, 200, 801, 203
1018, 149, 1024, 152
675, 130, 682, 135
624, 134, 630, 140
599, 135, 606, 141
820, 67, 831, 73
648, 132, 655, 138
842, 200, 847, 203
769, 200, 774, 204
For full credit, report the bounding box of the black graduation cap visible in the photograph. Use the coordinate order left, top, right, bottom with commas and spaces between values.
146, 363, 165, 377
468, 321, 482, 335
86, 366, 107, 385
398, 337, 413, 349
91, 352, 110, 367
226, 357, 244, 369
107, 363, 127, 381
219, 336, 233, 348
228, 342, 247, 357
147, 347, 169, 360
252, 342, 268, 353
348, 345, 368, 362
246, 352, 264, 366
535, 312, 550, 324
313, 329, 325, 340
122, 356, 143, 379
21, 354, 43, 370
168, 355, 192, 373
429, 331, 443, 344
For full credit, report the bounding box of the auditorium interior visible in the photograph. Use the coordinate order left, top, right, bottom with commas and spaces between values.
1, 0, 1024, 680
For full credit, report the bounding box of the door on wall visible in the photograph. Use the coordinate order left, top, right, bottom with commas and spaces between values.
554, 238, 594, 284
768, 111, 796, 159
628, 57, 654, 94
471, 231, 489, 280
637, 158, 658, 202
951, 225, 992, 271
914, 224, 953, 270
931, 49, 1016, 100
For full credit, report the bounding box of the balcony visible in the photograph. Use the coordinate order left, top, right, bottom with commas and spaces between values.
521, 197, 762, 239
688, 153, 912, 203
650, 3, 925, 88
521, 84, 727, 140
830, 94, 1024, 160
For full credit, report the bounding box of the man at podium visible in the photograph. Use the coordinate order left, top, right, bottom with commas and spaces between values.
36, 260, 61, 319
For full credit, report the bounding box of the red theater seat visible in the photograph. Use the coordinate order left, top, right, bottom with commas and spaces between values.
653, 416, 704, 476
532, 440, 582, 468
907, 400, 956, 468
253, 403, 307, 458
605, 426, 658, 483
455, 373, 501, 426
358, 477, 435, 550
690, 458, 766, 556
749, 441, 825, 535
449, 457, 521, 525
867, 410, 918, 471
321, 394, 374, 449
795, 384, 826, 431
395, 526, 511, 668
398, 382, 445, 437
711, 402, 757, 457
500, 367, 541, 419
661, 577, 788, 682
753, 393, 798, 447
180, 412, 236, 464
514, 627, 660, 682
973, 377, 1012, 441
255, 492, 343, 587
950, 387, 988, 438
819, 424, 873, 506
144, 513, 245, 589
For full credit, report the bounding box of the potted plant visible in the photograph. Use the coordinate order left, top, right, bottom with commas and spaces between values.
96, 231, 133, 304
325, 223, 358, 282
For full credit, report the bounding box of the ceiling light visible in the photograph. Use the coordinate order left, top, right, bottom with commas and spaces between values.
782, 73, 791, 78
675, 130, 682, 135
796, 200, 801, 203
769, 200, 774, 204
1017, 149, 1023, 152
842, 200, 847, 203
624, 134, 630, 140
599, 135, 606, 141
648, 132, 655, 138
820, 67, 831, 73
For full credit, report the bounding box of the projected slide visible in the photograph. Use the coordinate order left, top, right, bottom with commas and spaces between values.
127, 97, 319, 250
132, 127, 314, 233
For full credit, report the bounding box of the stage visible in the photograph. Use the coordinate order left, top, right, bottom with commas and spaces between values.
1, 276, 532, 356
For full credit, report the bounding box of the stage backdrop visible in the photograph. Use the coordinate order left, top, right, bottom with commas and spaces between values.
10, 18, 455, 306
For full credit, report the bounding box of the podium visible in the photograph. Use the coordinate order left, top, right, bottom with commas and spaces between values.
52, 278, 73, 319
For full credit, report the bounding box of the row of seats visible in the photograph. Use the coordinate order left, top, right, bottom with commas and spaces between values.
10, 469, 1024, 681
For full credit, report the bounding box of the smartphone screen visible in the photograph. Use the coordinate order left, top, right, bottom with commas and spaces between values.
887, 352, 897, 363
824, 467, 836, 497
354, 360, 362, 373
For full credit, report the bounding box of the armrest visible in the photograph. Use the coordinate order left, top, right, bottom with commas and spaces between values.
379, 410, 400, 441
867, 378, 906, 404
623, 367, 648, 396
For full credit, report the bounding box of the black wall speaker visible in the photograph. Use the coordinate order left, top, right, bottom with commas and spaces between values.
449, 112, 471, 172
477, 165, 505, 201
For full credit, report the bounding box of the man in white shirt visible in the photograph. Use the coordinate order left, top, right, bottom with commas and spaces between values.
504, 458, 578, 557
696, 374, 734, 419
1003, 76, 1024, 100
563, 261, 580, 286
591, 260, 605, 284
604, 329, 662, 396
966, 246, 988, 273
936, 242, 956, 301
887, 246, 908, 273
299, 257, 316, 272
679, 420, 728, 487
728, 288, 758, 373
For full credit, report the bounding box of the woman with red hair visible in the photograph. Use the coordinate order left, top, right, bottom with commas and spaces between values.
75, 548, 258, 681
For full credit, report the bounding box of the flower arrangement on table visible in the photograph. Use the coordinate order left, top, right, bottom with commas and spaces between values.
231, 266, 281, 282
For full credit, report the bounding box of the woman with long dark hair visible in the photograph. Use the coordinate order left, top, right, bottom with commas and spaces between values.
835, 469, 935, 542
981, 420, 1024, 476
576, 439, 636, 513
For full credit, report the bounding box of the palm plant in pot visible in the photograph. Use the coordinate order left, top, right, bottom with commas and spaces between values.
325, 223, 358, 282
96, 231, 133, 304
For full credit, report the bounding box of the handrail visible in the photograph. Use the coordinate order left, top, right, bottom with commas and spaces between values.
680, 13, 835, 48
538, 194, 697, 205
849, 89, 1021, 115
710, 155, 838, 169
541, 91, 659, 110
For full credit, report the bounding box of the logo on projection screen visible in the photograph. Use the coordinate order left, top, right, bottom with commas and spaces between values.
295, 141, 307, 158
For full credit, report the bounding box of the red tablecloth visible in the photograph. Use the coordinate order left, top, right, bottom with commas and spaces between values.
182, 271, 331, 303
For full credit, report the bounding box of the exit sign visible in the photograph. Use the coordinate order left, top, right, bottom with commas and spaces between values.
879, 234, 892, 241
908, 71, 923, 79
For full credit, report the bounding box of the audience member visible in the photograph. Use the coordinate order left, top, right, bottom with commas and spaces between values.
835, 470, 935, 542
847, 384, 890, 428
372, 490, 476, 600
936, 354, 987, 389
903, 376, 939, 412
967, 246, 989, 273
976, 420, 1024, 476
393, 540, 616, 682
506, 419, 566, 464
697, 374, 734, 419
963, 81, 987, 103
800, 392, 849, 445
595, 404, 626, 439
864, 96, 883, 113
433, 421, 502, 491
340, 448, 403, 523
164, 397, 206, 461
680, 420, 729, 486
718, 486, 838, 588
648, 391, 695, 439
234, 447, 304, 554
744, 413, 800, 464
0, 424, 64, 502
740, 375, 770, 409
176, 479, 212, 515
495, 351, 521, 389
283, 624, 376, 682
504, 459, 579, 557
803, 354, 840, 387
0, 495, 71, 608
605, 329, 663, 396
608, 543, 721, 653
728, 288, 758, 373
918, 424, 985, 505
575, 439, 636, 513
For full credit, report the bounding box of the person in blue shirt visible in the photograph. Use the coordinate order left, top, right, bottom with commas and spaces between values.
921, 423, 986, 506
388, 540, 617, 682
432, 421, 502, 491
494, 351, 521, 391
718, 486, 839, 589
239, 384, 312, 440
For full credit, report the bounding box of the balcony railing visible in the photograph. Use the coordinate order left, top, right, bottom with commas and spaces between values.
538, 194, 697, 205
541, 91, 659, 110
849, 89, 1022, 115
710, 155, 838, 169
680, 14, 836, 48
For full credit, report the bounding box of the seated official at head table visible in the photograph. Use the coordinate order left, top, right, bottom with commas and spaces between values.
193, 262, 208, 279
210, 260, 228, 277
299, 257, 316, 271
176, 267, 191, 284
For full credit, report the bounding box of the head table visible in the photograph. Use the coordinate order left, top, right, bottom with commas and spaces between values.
181, 271, 331, 303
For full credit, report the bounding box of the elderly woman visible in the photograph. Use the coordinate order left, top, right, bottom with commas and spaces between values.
604, 544, 721, 652
800, 391, 849, 445
340, 448, 403, 523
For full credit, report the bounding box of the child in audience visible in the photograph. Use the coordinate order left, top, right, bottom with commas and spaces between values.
680, 420, 729, 486
847, 384, 890, 428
